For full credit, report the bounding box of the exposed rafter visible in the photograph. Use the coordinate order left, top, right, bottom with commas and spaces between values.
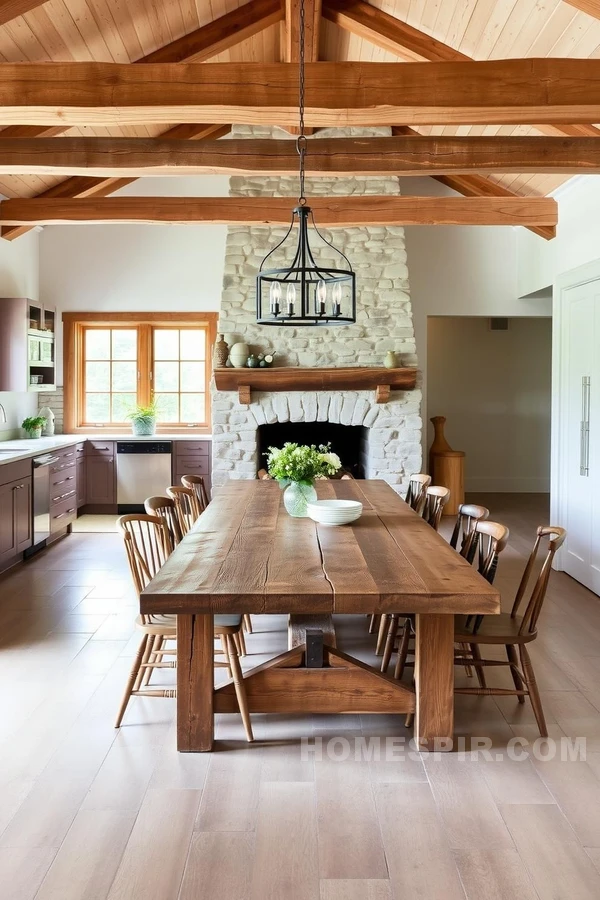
391, 126, 556, 240
1, 125, 230, 241
0, 135, 598, 178
0, 0, 48, 26
564, 1, 600, 18
322, 0, 470, 62
0, 196, 558, 228
0, 0, 283, 141
324, 0, 600, 138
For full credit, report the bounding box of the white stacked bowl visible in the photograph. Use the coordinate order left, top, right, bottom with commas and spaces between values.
306, 499, 363, 526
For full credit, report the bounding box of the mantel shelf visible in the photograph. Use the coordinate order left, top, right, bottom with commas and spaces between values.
213, 366, 418, 405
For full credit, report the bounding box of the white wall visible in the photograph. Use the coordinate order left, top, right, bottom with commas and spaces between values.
427, 316, 552, 492
402, 177, 552, 461
40, 176, 229, 315
517, 176, 600, 297
0, 230, 41, 437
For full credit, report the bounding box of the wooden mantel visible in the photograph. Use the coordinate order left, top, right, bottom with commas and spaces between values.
213, 366, 418, 405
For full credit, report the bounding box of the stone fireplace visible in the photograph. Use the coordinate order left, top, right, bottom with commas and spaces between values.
211, 126, 422, 492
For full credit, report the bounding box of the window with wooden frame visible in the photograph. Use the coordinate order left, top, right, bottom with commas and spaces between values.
63, 313, 217, 434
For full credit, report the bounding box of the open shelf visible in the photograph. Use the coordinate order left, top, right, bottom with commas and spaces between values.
213, 366, 418, 405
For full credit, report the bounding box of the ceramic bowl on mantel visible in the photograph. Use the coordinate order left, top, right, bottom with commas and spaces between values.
306, 499, 363, 526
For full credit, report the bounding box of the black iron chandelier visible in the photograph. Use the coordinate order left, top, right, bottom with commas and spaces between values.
256, 0, 356, 326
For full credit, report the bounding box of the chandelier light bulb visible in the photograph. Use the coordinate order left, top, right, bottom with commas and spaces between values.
269, 281, 281, 315
286, 283, 296, 316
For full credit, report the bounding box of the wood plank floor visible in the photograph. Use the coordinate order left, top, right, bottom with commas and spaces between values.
1, 493, 600, 899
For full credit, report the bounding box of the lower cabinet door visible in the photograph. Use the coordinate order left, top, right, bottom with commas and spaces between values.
77, 457, 86, 507
15, 477, 33, 553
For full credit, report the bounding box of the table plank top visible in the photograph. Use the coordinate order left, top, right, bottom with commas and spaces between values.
141, 479, 501, 616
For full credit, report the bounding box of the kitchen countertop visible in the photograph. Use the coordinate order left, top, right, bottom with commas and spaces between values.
0, 434, 212, 466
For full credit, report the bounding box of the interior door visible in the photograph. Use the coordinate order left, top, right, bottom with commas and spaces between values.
559, 280, 600, 593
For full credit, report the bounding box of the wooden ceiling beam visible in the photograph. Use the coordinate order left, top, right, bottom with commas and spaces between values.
0, 0, 283, 140
0, 195, 558, 228
0, 0, 48, 26
391, 126, 556, 240
3, 60, 600, 127
564, 2, 600, 18
1, 125, 230, 241
1, 134, 600, 177
322, 0, 470, 62
325, 1, 600, 137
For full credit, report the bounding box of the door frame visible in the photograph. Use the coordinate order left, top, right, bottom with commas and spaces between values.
552, 258, 600, 571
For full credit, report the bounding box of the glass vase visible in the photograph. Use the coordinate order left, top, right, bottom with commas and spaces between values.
283, 481, 317, 517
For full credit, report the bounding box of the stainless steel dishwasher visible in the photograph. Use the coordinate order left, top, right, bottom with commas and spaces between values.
116, 441, 172, 513
31, 454, 60, 552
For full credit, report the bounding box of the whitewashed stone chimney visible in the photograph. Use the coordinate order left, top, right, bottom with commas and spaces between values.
211, 126, 422, 491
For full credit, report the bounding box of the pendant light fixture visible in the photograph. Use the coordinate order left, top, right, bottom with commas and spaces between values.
256, 0, 356, 326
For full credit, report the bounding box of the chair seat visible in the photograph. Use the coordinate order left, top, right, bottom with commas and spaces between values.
214, 614, 243, 632
455, 613, 536, 644
136, 614, 177, 635
135, 613, 243, 636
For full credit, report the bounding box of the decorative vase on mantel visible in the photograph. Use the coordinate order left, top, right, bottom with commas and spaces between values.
213, 334, 229, 368
283, 481, 318, 518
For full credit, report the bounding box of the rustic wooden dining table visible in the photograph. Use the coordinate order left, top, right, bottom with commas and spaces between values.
142, 479, 500, 752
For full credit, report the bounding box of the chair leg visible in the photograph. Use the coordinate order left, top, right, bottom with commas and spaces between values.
460, 642, 474, 677
226, 634, 253, 742
375, 614, 389, 655
141, 635, 159, 688
368, 614, 380, 635
519, 643, 548, 738
237, 628, 247, 657
133, 632, 154, 692
470, 643, 487, 689
381, 615, 399, 673
394, 619, 411, 680
220, 635, 232, 677
506, 644, 525, 703
115, 635, 148, 728
243, 614, 253, 634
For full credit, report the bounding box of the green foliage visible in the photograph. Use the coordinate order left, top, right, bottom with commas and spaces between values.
126, 398, 159, 421
266, 443, 342, 485
22, 415, 46, 431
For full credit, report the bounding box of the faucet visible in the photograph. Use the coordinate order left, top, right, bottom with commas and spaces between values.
0, 403, 6, 424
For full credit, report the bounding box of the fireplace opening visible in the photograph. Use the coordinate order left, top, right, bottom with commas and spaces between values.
257, 422, 367, 478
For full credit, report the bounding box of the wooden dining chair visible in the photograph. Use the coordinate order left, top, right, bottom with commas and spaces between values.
454, 526, 567, 737
450, 503, 490, 559
422, 485, 451, 531
116, 513, 253, 741
166, 485, 197, 536
144, 495, 183, 546
390, 520, 511, 680
404, 473, 431, 515
181, 474, 209, 517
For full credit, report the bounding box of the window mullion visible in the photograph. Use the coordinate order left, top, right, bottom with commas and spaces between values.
139, 325, 151, 407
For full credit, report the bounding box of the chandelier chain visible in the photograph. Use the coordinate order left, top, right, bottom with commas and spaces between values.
296, 0, 307, 205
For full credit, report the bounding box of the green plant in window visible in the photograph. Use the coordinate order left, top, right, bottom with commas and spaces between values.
126, 398, 159, 436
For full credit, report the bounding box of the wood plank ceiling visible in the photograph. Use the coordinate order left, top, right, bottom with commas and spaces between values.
0, 0, 600, 215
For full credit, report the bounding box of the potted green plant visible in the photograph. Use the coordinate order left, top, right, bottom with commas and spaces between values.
126, 398, 159, 436
266, 443, 342, 517
22, 415, 46, 439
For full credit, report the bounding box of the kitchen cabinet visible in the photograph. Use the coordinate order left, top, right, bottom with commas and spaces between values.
0, 460, 33, 569
0, 298, 56, 393
76, 442, 86, 508
173, 441, 212, 498
86, 442, 116, 506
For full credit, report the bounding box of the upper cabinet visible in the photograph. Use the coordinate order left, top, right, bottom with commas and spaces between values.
0, 298, 56, 393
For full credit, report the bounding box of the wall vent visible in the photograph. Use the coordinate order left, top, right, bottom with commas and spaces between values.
489, 317, 510, 331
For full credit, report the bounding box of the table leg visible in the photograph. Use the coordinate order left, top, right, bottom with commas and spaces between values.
414, 613, 454, 751
177, 613, 214, 752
